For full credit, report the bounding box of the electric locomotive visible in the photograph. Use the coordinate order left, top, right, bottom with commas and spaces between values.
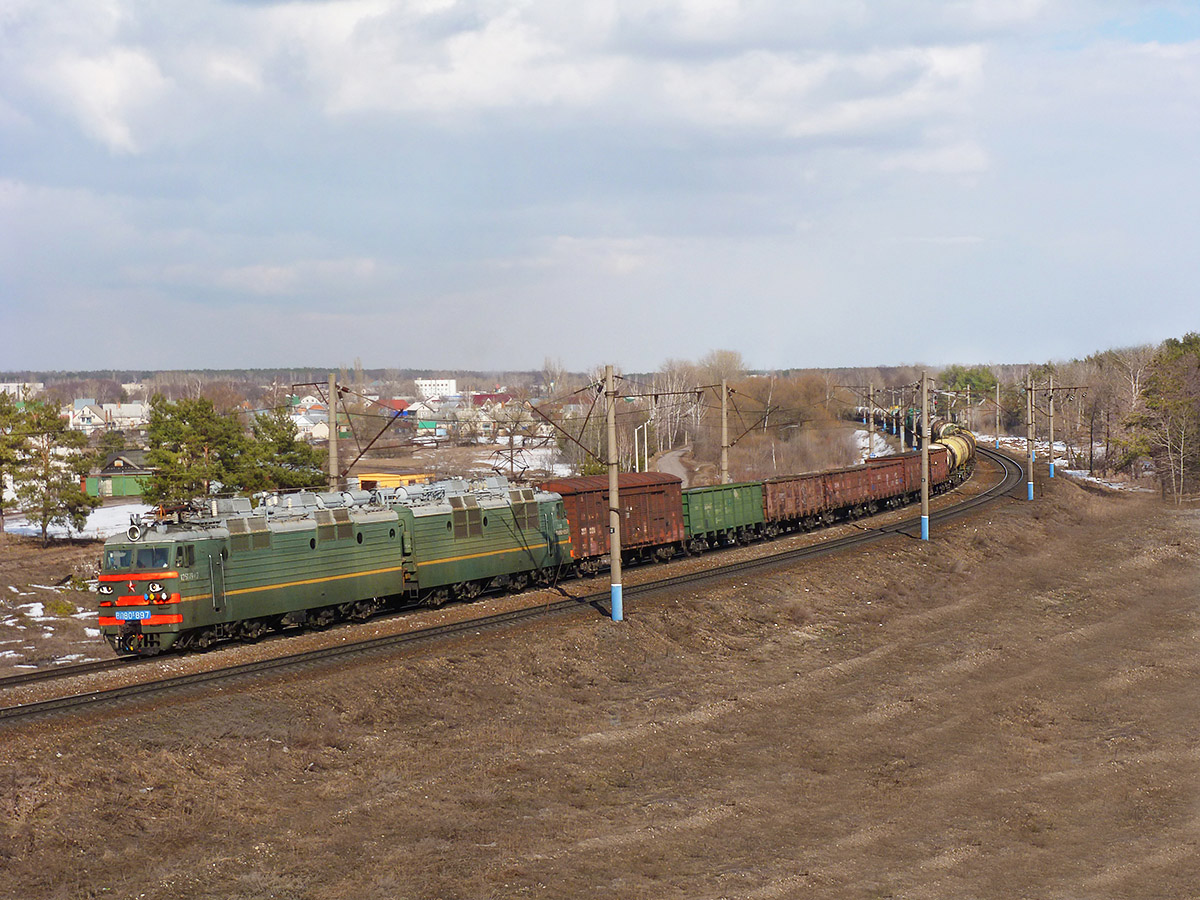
98, 477, 570, 656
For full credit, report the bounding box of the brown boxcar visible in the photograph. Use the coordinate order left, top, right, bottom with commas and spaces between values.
763, 471, 828, 526
899, 451, 922, 494
928, 445, 950, 487
538, 473, 684, 571
865, 455, 907, 501
823, 464, 875, 511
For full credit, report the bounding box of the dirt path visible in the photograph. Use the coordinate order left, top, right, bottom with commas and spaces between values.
655, 447, 692, 487
2, 468, 1198, 899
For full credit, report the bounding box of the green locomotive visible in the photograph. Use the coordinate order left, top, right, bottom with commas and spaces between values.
98, 477, 570, 655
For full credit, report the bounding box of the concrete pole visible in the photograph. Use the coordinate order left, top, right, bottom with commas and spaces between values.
720, 378, 729, 484
995, 382, 1000, 450
328, 372, 339, 491
899, 388, 906, 452
920, 372, 930, 541
867, 384, 875, 459
1049, 374, 1056, 478
606, 365, 623, 622
966, 384, 971, 430
1026, 372, 1035, 501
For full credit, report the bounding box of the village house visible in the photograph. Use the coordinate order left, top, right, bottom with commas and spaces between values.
83, 449, 154, 498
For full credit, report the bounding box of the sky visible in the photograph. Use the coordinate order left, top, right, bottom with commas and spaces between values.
1, 0, 1197, 374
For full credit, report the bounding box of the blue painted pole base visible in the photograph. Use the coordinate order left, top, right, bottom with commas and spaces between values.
1049, 463, 1055, 478
920, 515, 929, 541
995, 439, 999, 449
1027, 481, 1034, 501
612, 583, 623, 622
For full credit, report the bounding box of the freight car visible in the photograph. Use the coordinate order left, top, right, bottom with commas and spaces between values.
98, 477, 569, 655
537, 473, 684, 576
535, 439, 975, 576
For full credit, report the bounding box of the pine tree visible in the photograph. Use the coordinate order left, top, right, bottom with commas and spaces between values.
240, 408, 327, 493
12, 400, 102, 546
143, 397, 249, 507
0, 393, 28, 533
1129, 333, 1200, 503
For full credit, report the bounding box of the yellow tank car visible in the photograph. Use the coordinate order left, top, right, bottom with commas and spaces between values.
940, 433, 976, 470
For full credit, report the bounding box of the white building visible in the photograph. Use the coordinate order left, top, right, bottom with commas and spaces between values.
415, 378, 457, 399
0, 382, 43, 399
100, 402, 150, 430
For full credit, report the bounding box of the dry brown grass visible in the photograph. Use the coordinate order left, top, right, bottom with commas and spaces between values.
2, 472, 1199, 899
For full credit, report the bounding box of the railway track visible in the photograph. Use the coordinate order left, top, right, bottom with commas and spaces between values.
0, 448, 1023, 725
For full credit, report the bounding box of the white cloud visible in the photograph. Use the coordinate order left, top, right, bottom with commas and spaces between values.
38, 48, 170, 154
515, 235, 663, 276
882, 138, 989, 173
3, 2, 1199, 372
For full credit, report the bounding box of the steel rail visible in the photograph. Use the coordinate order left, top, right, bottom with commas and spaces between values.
0, 656, 142, 691
0, 448, 1023, 724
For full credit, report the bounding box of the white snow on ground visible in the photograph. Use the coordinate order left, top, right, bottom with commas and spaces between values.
977, 435, 1153, 492
854, 429, 896, 459
466, 443, 573, 478
17, 602, 45, 619
5, 503, 153, 539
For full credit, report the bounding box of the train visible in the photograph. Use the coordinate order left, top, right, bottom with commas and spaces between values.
97, 425, 975, 656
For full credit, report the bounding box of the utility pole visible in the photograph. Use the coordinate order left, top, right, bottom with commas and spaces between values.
995, 382, 1000, 450
867, 384, 875, 459
606, 365, 623, 622
1048, 373, 1056, 478
720, 378, 730, 484
1025, 372, 1035, 501
328, 372, 339, 491
920, 372, 930, 541
898, 388, 906, 452
633, 419, 651, 473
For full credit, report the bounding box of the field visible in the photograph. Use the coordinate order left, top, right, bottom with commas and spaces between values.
1, 466, 1198, 898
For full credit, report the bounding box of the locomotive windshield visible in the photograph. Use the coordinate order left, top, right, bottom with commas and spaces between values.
103, 546, 170, 571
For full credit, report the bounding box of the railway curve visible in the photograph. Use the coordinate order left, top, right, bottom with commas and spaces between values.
0, 448, 1023, 725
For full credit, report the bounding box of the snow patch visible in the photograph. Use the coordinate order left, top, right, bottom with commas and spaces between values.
5, 503, 153, 539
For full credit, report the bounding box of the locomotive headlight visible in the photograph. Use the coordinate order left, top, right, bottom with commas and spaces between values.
98, 585, 113, 595
148, 582, 163, 594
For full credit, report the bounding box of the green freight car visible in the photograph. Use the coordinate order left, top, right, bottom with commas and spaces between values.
98, 477, 569, 656
680, 481, 765, 554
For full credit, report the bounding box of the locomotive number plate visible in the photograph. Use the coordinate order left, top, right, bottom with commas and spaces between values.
115, 610, 151, 621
